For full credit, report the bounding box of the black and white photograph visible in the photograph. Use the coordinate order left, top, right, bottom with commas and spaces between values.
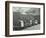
5, 1, 45, 37
13, 7, 40, 31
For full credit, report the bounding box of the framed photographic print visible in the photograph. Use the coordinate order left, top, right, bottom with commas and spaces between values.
5, 1, 45, 37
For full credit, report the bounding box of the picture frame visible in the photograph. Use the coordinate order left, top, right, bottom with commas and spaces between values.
5, 1, 45, 37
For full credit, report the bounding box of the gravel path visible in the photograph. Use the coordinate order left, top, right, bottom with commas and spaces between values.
23, 24, 40, 30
